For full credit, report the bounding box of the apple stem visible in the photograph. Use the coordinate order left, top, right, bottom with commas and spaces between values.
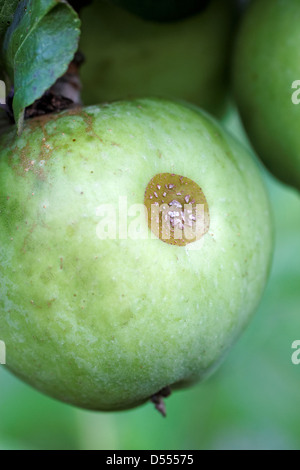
151, 386, 172, 417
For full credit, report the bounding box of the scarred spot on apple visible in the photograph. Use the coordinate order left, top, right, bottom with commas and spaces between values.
144, 173, 210, 246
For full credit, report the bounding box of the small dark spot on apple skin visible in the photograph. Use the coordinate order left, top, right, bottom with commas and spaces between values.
47, 299, 56, 308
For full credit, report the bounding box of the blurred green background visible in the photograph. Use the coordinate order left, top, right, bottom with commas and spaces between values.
0, 105, 299, 450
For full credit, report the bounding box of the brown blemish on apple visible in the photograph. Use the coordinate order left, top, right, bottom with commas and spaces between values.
10, 107, 108, 181
47, 298, 56, 308
10, 107, 106, 181
144, 173, 210, 246
81, 110, 104, 144
21, 222, 37, 254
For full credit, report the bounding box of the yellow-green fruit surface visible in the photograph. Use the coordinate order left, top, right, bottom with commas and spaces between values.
0, 99, 273, 411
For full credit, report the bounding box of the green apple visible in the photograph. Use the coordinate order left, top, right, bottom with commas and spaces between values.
233, 0, 300, 191
79, 0, 235, 116
0, 98, 273, 412
106, 0, 210, 22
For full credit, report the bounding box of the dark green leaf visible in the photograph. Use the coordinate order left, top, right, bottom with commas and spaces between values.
0, 0, 21, 54
2, 0, 80, 133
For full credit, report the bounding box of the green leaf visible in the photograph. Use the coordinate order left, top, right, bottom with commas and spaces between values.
2, 0, 80, 133
0, 0, 21, 55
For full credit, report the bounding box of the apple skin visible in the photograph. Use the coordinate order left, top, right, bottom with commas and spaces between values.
233, 0, 300, 191
0, 99, 273, 411
80, 0, 235, 117
106, 0, 210, 22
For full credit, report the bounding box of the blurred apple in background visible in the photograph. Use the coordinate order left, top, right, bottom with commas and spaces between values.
233, 0, 300, 191
80, 0, 236, 116
105, 0, 211, 22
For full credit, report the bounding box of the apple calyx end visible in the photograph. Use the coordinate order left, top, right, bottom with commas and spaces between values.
151, 386, 172, 417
